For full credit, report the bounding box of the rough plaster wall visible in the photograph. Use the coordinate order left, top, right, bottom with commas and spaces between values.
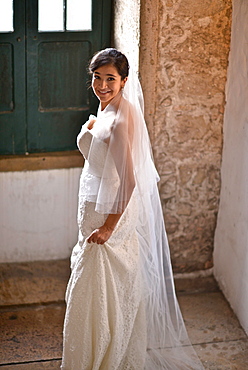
0, 169, 81, 262
113, 0, 140, 71
214, 0, 248, 335
140, 0, 232, 272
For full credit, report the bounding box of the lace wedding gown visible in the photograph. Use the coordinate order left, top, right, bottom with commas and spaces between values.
61, 92, 204, 370
61, 106, 147, 369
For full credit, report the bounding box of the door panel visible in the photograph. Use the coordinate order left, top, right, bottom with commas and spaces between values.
28, 38, 92, 151
0, 44, 14, 112
38, 41, 90, 110
0, 0, 26, 154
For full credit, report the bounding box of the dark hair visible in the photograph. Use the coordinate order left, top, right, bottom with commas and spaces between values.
89, 48, 129, 80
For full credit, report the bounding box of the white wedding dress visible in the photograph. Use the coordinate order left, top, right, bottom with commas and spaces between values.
61, 106, 147, 369
61, 88, 204, 369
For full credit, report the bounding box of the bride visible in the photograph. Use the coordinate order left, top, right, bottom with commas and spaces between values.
61, 48, 203, 369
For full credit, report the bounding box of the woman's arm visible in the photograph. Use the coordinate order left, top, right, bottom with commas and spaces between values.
87, 213, 122, 245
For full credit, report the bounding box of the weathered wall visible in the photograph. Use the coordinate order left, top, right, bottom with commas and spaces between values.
113, 0, 140, 71
0, 169, 81, 262
214, 0, 248, 335
140, 0, 232, 272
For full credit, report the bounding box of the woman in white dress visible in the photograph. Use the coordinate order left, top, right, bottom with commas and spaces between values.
61, 48, 203, 369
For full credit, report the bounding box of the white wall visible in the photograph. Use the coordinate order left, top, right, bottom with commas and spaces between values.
0, 168, 81, 262
214, 0, 248, 335
113, 0, 140, 71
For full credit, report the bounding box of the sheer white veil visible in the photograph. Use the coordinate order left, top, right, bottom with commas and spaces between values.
122, 69, 203, 369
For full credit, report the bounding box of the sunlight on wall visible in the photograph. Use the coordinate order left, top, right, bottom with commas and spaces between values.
0, 168, 81, 262
214, 0, 248, 335
113, 0, 140, 71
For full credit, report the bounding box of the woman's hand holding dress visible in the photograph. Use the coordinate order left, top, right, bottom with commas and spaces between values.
87, 213, 122, 244
87, 225, 113, 245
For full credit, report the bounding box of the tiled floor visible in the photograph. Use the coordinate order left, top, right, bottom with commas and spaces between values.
0, 260, 247, 369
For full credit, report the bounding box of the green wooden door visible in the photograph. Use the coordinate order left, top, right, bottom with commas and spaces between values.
0, 0, 112, 155
0, 1, 26, 154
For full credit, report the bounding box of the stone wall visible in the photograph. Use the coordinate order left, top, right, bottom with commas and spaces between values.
140, 0, 232, 272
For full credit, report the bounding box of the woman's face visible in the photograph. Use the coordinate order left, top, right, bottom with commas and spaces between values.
92, 64, 127, 110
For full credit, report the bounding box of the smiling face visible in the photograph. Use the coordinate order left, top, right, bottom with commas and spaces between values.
92, 64, 127, 110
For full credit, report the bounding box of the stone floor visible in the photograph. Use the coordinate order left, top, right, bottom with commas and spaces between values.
0, 260, 247, 369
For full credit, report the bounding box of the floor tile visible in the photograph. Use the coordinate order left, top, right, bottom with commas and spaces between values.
0, 304, 65, 365
178, 292, 247, 345
195, 339, 248, 370
0, 260, 70, 306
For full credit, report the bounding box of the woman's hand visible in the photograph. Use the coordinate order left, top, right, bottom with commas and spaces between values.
87, 225, 114, 245
86, 213, 123, 245
87, 118, 96, 130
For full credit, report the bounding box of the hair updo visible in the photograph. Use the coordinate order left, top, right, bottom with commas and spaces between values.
89, 48, 129, 80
